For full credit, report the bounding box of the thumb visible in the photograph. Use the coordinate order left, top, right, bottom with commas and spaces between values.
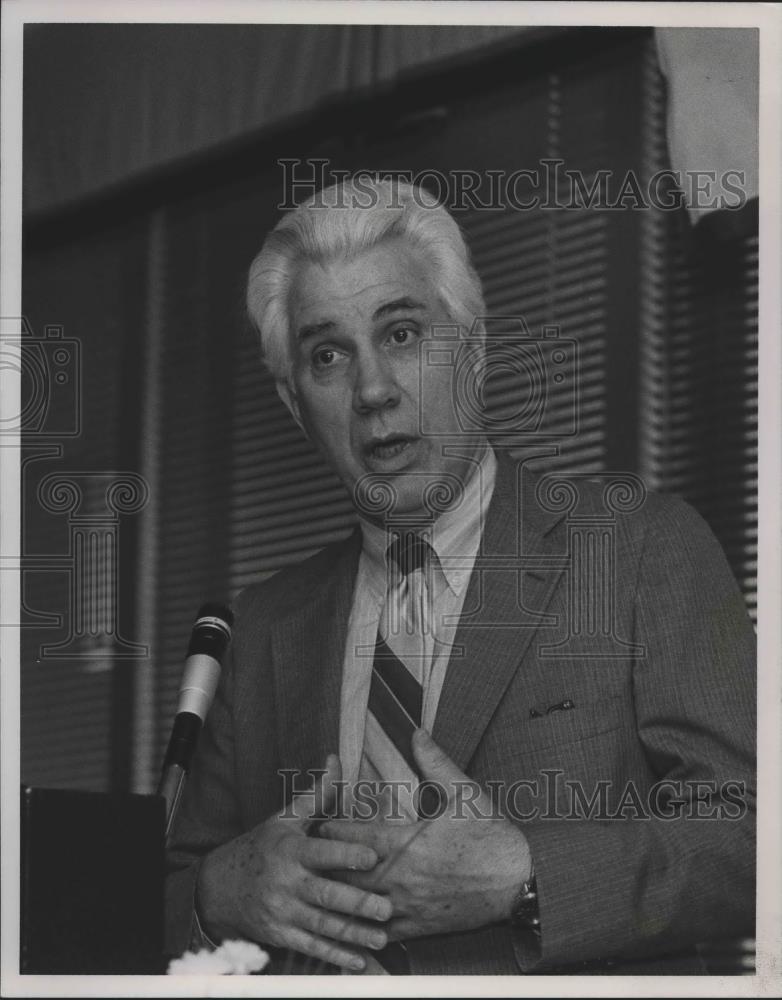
412, 729, 469, 787
318, 752, 343, 815
292, 752, 343, 824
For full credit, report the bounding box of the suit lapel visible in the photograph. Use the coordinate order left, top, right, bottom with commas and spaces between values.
432, 455, 567, 771
270, 530, 361, 776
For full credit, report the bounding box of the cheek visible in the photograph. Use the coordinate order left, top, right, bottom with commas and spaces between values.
297, 388, 356, 459
422, 369, 459, 432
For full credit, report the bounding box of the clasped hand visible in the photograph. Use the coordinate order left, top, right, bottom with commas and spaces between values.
321, 728, 531, 942
196, 753, 390, 972
196, 729, 530, 971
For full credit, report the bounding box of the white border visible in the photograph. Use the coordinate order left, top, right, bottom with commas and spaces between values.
0, 0, 778, 27
2, 2, 780, 997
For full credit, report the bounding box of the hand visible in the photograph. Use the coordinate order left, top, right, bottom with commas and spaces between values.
320, 729, 532, 940
196, 753, 392, 972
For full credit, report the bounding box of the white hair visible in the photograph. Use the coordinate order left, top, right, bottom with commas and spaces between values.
246, 177, 486, 384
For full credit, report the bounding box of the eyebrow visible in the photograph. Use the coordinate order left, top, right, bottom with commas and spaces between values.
297, 320, 335, 343
296, 297, 426, 342
372, 297, 426, 320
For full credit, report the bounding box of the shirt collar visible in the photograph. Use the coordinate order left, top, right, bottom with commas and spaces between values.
358, 445, 497, 598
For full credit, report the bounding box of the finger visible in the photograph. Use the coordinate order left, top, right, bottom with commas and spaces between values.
412, 728, 471, 793
296, 901, 389, 951
386, 917, 418, 941
359, 950, 393, 975
328, 867, 376, 891
301, 874, 393, 923
317, 753, 343, 816
319, 818, 392, 853
302, 836, 378, 872
283, 926, 367, 973
290, 753, 343, 823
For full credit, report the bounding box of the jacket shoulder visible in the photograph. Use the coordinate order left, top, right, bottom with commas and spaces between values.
529, 470, 719, 561
231, 527, 360, 623
572, 478, 736, 595
541, 472, 707, 531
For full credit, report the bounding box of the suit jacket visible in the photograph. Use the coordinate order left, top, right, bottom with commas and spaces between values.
166, 455, 756, 974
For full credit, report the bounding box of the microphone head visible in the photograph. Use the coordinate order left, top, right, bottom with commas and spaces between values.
195, 602, 234, 628
179, 602, 234, 720
186, 603, 233, 659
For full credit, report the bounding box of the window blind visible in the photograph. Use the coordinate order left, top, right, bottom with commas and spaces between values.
638, 43, 758, 621
462, 66, 614, 475
21, 218, 149, 791
637, 38, 757, 975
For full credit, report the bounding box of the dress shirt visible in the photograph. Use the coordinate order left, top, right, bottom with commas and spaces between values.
338, 445, 498, 791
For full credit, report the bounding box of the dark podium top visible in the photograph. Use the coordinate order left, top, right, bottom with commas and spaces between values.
21, 785, 166, 974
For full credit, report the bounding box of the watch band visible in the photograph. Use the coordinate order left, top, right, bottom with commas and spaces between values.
510, 867, 541, 938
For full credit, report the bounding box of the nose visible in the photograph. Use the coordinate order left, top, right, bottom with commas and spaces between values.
353, 349, 401, 413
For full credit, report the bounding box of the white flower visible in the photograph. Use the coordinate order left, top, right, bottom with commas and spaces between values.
167, 939, 269, 975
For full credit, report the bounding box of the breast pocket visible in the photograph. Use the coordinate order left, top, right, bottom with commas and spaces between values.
484, 691, 626, 762
475, 692, 631, 819
524, 693, 625, 753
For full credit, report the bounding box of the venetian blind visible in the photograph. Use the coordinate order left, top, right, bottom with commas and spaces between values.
21, 217, 149, 792
637, 43, 758, 621
637, 38, 757, 977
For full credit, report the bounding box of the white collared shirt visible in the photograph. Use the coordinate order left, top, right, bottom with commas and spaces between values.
338, 446, 498, 787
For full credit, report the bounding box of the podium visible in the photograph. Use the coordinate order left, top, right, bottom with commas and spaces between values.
20, 785, 166, 974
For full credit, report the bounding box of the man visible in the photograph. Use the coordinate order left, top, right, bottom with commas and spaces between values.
166, 178, 756, 975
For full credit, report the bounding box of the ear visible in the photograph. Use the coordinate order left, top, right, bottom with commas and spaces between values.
276, 379, 306, 434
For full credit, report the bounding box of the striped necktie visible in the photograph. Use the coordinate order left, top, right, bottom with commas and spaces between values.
363, 532, 438, 820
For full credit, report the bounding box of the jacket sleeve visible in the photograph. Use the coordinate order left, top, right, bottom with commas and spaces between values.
518, 494, 756, 969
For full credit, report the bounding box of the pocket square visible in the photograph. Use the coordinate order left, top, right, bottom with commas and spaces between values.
530, 698, 575, 719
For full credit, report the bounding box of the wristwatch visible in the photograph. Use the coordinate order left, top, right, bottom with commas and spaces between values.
510, 866, 541, 938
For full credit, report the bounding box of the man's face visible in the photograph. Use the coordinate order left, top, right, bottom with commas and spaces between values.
283, 238, 486, 522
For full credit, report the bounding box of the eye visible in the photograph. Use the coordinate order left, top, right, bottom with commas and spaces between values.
311, 346, 345, 371
389, 326, 417, 346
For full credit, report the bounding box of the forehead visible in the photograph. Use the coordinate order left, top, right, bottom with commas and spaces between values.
288, 239, 437, 329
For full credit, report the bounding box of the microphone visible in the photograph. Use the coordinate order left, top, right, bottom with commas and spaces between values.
158, 603, 234, 840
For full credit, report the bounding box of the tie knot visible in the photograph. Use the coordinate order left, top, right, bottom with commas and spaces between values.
388, 532, 431, 576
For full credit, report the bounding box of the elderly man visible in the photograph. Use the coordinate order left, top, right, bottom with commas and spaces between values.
165, 178, 756, 975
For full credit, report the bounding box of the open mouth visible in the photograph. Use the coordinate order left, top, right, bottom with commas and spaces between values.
366, 435, 418, 463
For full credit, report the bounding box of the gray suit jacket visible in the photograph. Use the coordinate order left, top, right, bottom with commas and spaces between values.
166, 456, 756, 974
